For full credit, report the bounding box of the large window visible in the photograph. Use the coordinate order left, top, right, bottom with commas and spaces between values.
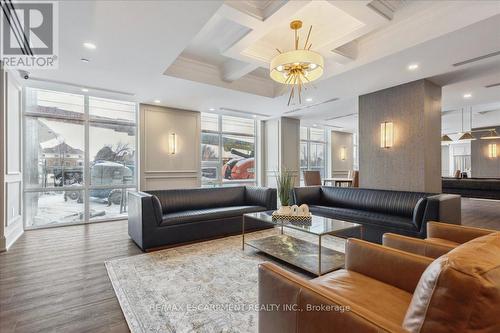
201, 113, 257, 186
453, 155, 471, 174
24, 88, 137, 228
300, 127, 327, 181
353, 132, 359, 171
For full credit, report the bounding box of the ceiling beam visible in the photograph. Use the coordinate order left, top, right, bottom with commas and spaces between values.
221, 59, 259, 82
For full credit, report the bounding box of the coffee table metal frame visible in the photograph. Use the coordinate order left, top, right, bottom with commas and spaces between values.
242, 212, 362, 276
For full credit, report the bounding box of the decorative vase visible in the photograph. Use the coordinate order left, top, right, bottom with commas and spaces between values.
299, 204, 309, 215
278, 206, 291, 215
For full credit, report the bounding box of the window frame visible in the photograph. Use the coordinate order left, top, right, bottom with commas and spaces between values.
300, 126, 328, 181
201, 113, 258, 187
23, 88, 138, 229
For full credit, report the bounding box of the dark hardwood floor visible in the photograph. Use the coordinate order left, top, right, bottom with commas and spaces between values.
461, 198, 500, 230
1, 198, 499, 333
0, 221, 141, 333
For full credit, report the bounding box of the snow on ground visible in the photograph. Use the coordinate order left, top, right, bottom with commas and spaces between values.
28, 192, 127, 227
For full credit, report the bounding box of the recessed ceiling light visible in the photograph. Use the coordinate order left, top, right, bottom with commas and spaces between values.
463, 93, 472, 99
407, 63, 419, 71
154, 99, 161, 104
83, 42, 96, 50
81, 88, 89, 92
313, 124, 318, 127
306, 98, 313, 102
252, 115, 257, 118
209, 108, 216, 111
81, 58, 90, 63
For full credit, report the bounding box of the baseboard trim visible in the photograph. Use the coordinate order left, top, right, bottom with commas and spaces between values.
4, 221, 24, 251
0, 236, 5, 252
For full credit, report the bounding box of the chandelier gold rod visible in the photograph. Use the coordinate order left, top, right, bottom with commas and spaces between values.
304, 26, 312, 49
287, 85, 294, 106
288, 75, 298, 106
297, 76, 301, 104
302, 74, 311, 87
287, 78, 294, 105
298, 75, 303, 104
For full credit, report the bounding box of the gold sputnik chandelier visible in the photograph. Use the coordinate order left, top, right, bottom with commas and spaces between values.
269, 20, 324, 106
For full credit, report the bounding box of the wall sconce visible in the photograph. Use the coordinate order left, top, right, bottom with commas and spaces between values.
380, 121, 394, 148
169, 133, 177, 154
488, 144, 497, 158
340, 146, 347, 161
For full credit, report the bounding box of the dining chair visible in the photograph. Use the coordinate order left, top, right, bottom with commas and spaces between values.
303, 170, 322, 186
351, 170, 359, 187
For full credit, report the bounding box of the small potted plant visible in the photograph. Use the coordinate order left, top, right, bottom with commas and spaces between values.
275, 169, 295, 214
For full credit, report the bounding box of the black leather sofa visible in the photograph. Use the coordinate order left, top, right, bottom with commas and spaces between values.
293, 186, 461, 243
128, 186, 276, 251
442, 177, 500, 200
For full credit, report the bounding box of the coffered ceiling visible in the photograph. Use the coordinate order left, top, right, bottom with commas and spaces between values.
165, 0, 409, 96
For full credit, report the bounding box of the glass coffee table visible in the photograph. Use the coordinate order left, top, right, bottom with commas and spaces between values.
242, 211, 362, 276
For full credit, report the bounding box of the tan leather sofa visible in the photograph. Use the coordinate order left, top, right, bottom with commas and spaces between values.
258, 232, 500, 333
383, 221, 496, 258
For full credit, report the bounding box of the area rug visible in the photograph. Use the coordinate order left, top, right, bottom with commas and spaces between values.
105, 228, 345, 333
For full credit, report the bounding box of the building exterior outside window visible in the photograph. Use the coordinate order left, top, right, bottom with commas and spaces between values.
23, 88, 137, 228
300, 126, 327, 182
201, 113, 257, 187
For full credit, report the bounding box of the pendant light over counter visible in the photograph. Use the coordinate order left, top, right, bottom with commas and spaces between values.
441, 134, 453, 142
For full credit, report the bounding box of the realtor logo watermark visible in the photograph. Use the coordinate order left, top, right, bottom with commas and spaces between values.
0, 0, 58, 69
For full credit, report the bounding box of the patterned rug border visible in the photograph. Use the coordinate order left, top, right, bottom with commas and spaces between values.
105, 259, 144, 332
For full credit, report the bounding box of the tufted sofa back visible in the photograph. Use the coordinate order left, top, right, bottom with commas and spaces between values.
320, 187, 430, 218
148, 186, 246, 214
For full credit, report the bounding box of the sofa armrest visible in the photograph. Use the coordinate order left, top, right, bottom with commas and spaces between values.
292, 186, 321, 205
427, 221, 495, 244
258, 262, 405, 333
128, 191, 162, 251
345, 239, 433, 293
245, 187, 277, 210
383, 233, 454, 259
411, 197, 428, 230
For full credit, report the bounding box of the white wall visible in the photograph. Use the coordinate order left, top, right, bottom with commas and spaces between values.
139, 104, 201, 190
0, 67, 23, 251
